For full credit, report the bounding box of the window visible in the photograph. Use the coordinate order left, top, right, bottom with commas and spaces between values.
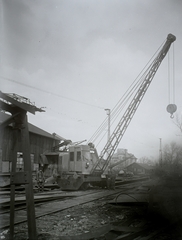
70, 152, 74, 161
77, 151, 81, 161
17, 152, 24, 171
16, 152, 35, 171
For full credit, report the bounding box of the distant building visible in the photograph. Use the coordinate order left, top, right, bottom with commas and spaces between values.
125, 162, 154, 175
110, 148, 137, 172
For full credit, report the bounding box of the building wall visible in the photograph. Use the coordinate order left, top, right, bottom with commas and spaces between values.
29, 133, 58, 163
126, 162, 150, 175
0, 126, 60, 173
111, 148, 137, 171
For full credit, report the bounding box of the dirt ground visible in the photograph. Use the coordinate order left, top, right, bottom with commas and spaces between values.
1, 195, 127, 239
1, 187, 182, 240
1, 176, 182, 240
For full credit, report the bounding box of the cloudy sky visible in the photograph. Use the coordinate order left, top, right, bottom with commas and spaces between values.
1, 0, 182, 160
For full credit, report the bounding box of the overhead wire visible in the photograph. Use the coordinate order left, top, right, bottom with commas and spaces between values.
88, 74, 145, 144
88, 40, 166, 149
168, 43, 176, 104
87, 71, 146, 146
1, 38, 167, 148
0, 76, 105, 110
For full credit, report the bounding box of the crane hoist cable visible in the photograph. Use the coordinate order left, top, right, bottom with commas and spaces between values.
88, 40, 165, 148
88, 70, 148, 145
168, 44, 175, 103
91, 34, 176, 173
167, 43, 177, 118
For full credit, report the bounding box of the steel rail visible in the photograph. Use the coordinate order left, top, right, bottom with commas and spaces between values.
0, 177, 149, 230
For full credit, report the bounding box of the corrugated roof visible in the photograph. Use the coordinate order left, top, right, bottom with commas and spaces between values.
0, 112, 64, 140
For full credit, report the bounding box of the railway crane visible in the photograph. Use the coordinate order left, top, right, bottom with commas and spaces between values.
43, 34, 176, 190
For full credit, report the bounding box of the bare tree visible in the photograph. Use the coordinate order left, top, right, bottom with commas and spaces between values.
162, 142, 182, 174
138, 156, 154, 165
173, 113, 182, 135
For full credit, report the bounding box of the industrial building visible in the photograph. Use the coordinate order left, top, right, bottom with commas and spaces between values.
111, 148, 137, 172
125, 162, 154, 176
0, 111, 62, 183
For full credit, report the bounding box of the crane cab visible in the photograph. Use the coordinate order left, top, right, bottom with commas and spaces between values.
59, 144, 98, 174
56, 144, 105, 190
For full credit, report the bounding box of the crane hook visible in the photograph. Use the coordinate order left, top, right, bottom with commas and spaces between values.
166, 104, 177, 118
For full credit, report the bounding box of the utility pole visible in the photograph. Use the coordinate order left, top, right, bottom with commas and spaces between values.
159, 138, 162, 166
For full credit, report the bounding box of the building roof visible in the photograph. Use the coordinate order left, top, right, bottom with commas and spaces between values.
0, 112, 64, 141
28, 123, 63, 140
136, 163, 153, 170
126, 162, 154, 170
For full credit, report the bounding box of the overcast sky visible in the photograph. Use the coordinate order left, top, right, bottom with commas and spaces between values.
1, 0, 182, 160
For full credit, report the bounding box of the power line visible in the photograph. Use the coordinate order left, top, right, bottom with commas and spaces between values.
87, 39, 166, 150
0, 76, 104, 110
47, 107, 98, 128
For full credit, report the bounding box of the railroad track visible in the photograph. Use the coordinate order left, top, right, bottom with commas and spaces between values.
1, 177, 180, 239
0, 178, 149, 230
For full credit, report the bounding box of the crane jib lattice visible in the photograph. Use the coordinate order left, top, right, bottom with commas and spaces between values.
91, 34, 176, 174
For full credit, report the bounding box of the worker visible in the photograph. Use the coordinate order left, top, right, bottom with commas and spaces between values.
36, 166, 45, 192
107, 169, 111, 189
107, 168, 116, 190
110, 169, 116, 190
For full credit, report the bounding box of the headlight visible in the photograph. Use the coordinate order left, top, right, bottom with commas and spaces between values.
85, 162, 89, 169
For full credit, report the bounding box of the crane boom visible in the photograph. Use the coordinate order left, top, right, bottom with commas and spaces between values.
92, 33, 176, 173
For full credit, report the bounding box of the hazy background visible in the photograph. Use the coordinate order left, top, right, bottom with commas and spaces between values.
1, 0, 182, 160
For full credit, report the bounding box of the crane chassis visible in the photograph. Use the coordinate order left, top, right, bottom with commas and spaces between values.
43, 34, 176, 190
